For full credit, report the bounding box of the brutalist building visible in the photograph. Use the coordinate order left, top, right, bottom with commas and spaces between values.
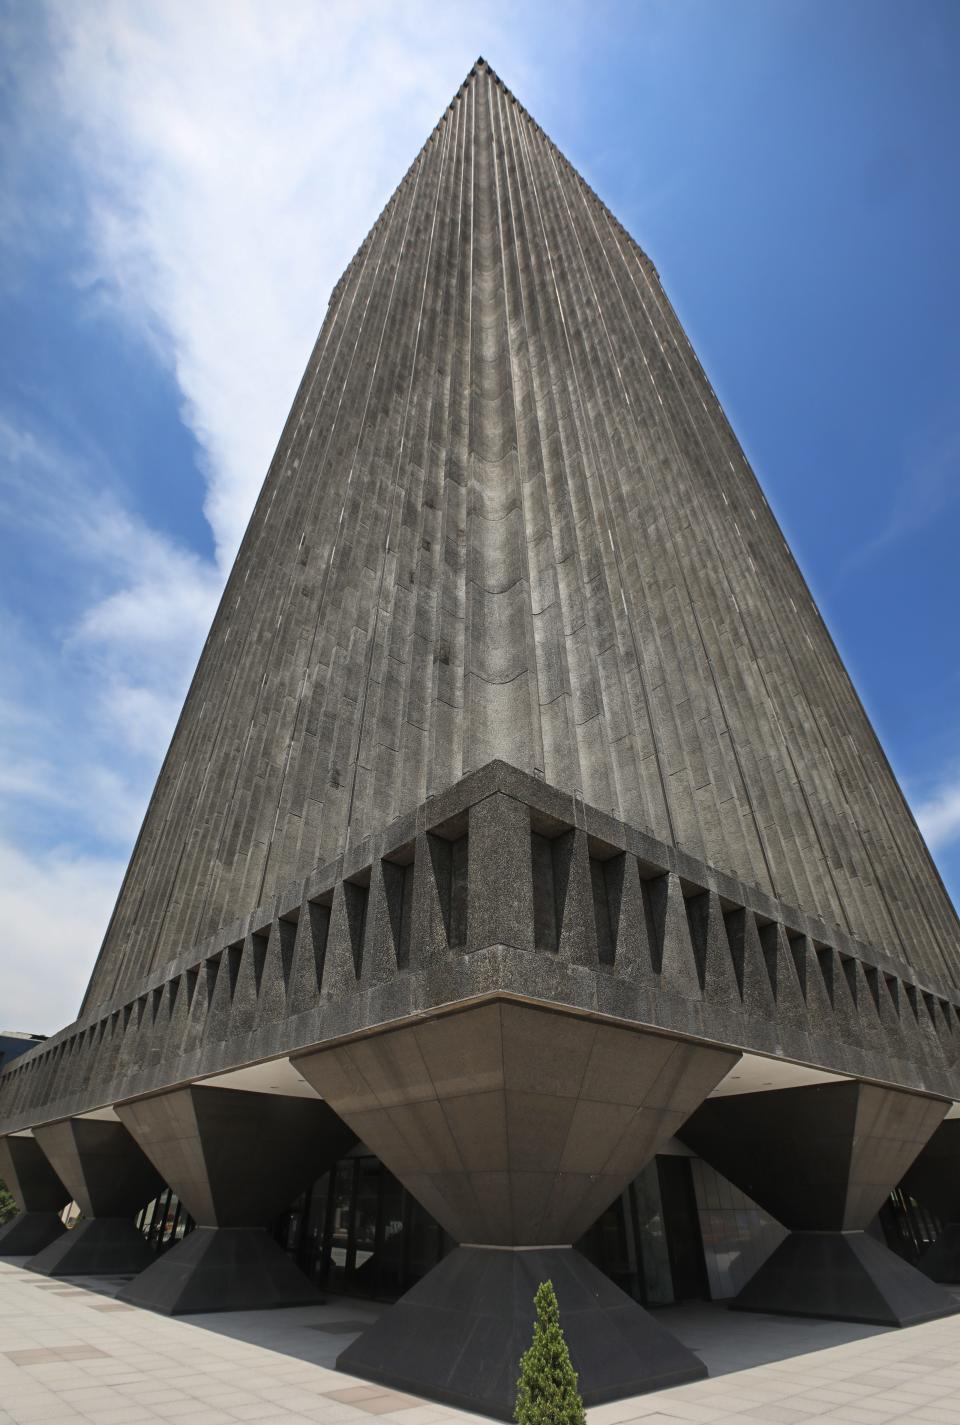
3, 61, 960, 1419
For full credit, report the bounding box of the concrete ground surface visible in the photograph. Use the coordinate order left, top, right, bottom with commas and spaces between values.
1, 1258, 959, 1425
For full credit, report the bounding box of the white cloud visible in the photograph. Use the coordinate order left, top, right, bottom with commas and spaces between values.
0, 413, 219, 843
47, 0, 527, 565
0, 839, 126, 1032
916, 774, 960, 853
1, 3, 557, 1029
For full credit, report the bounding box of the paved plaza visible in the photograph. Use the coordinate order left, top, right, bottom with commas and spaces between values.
1, 1258, 959, 1425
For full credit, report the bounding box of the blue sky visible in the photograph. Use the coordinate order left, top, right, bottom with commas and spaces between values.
1, 0, 958, 1030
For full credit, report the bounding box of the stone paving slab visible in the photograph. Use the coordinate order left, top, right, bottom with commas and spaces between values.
2, 1259, 960, 1425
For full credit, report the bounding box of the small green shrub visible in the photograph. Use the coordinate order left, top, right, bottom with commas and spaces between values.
515, 1279, 586, 1425
0, 1178, 16, 1226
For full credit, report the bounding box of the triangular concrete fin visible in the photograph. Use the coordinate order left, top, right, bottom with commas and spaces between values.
642, 871, 701, 998
591, 852, 655, 981
78, 1023, 101, 1097
905, 983, 944, 1062
410, 830, 466, 967
286, 900, 330, 1014
788, 932, 835, 1027
323, 878, 369, 1001
99, 1010, 126, 1082
115, 996, 149, 1080
685, 889, 741, 1008
206, 944, 241, 1041
844, 957, 886, 1053
255, 918, 297, 1027
229, 931, 268, 1036
865, 967, 911, 1060
815, 945, 862, 1047
554, 828, 600, 968
182, 957, 219, 1057
934, 998, 960, 1068
139, 986, 165, 1072
758, 921, 808, 1030
157, 976, 179, 1037
924, 991, 956, 1066
724, 907, 776, 1017
166, 969, 195, 1052
362, 854, 414, 986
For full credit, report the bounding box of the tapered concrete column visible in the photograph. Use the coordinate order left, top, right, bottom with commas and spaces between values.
27, 1118, 163, 1276
0, 1135, 70, 1256
114, 1085, 355, 1313
294, 999, 737, 1419
680, 1080, 955, 1325
901, 1119, 960, 1282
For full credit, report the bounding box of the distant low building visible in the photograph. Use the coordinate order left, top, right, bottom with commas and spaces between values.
0, 1032, 45, 1073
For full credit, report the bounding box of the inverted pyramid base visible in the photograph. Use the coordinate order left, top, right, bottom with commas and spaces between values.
27, 1216, 156, 1277
116, 1227, 321, 1315
731, 1231, 958, 1326
0, 1211, 67, 1257
337, 1245, 705, 1420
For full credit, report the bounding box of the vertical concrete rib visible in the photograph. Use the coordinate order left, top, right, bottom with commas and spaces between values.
79, 60, 960, 1013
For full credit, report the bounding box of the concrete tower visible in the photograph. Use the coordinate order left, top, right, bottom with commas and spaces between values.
3, 61, 960, 1418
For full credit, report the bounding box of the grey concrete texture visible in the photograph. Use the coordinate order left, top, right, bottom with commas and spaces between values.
32, 1118, 162, 1218
678, 1079, 949, 1231
3, 762, 960, 1141
4, 49, 960, 1210
295, 1000, 737, 1244
114, 1085, 356, 1227
66, 56, 958, 1017
5, 763, 957, 1140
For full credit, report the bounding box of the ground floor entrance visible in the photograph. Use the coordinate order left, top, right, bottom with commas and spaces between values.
133, 1138, 942, 1310
268, 1143, 843, 1308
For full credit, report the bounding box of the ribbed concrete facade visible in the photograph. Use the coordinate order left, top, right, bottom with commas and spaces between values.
80, 61, 959, 1012
5, 62, 960, 1412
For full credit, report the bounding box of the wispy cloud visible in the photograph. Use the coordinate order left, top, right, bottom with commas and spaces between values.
0, 840, 126, 1030
45, 0, 526, 565
1, 2, 541, 1030
915, 772, 960, 854
839, 424, 960, 577
1, 412, 221, 1025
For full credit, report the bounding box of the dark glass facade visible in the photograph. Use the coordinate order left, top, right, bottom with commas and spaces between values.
275, 1149, 707, 1308
134, 1143, 941, 1298
135, 1189, 193, 1253
279, 1152, 452, 1300
879, 1187, 942, 1265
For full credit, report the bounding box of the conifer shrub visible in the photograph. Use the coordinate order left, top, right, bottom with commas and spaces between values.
515, 1279, 586, 1425
0, 1178, 15, 1226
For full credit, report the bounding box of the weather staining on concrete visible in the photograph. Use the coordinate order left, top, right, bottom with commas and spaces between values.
3, 57, 960, 1423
